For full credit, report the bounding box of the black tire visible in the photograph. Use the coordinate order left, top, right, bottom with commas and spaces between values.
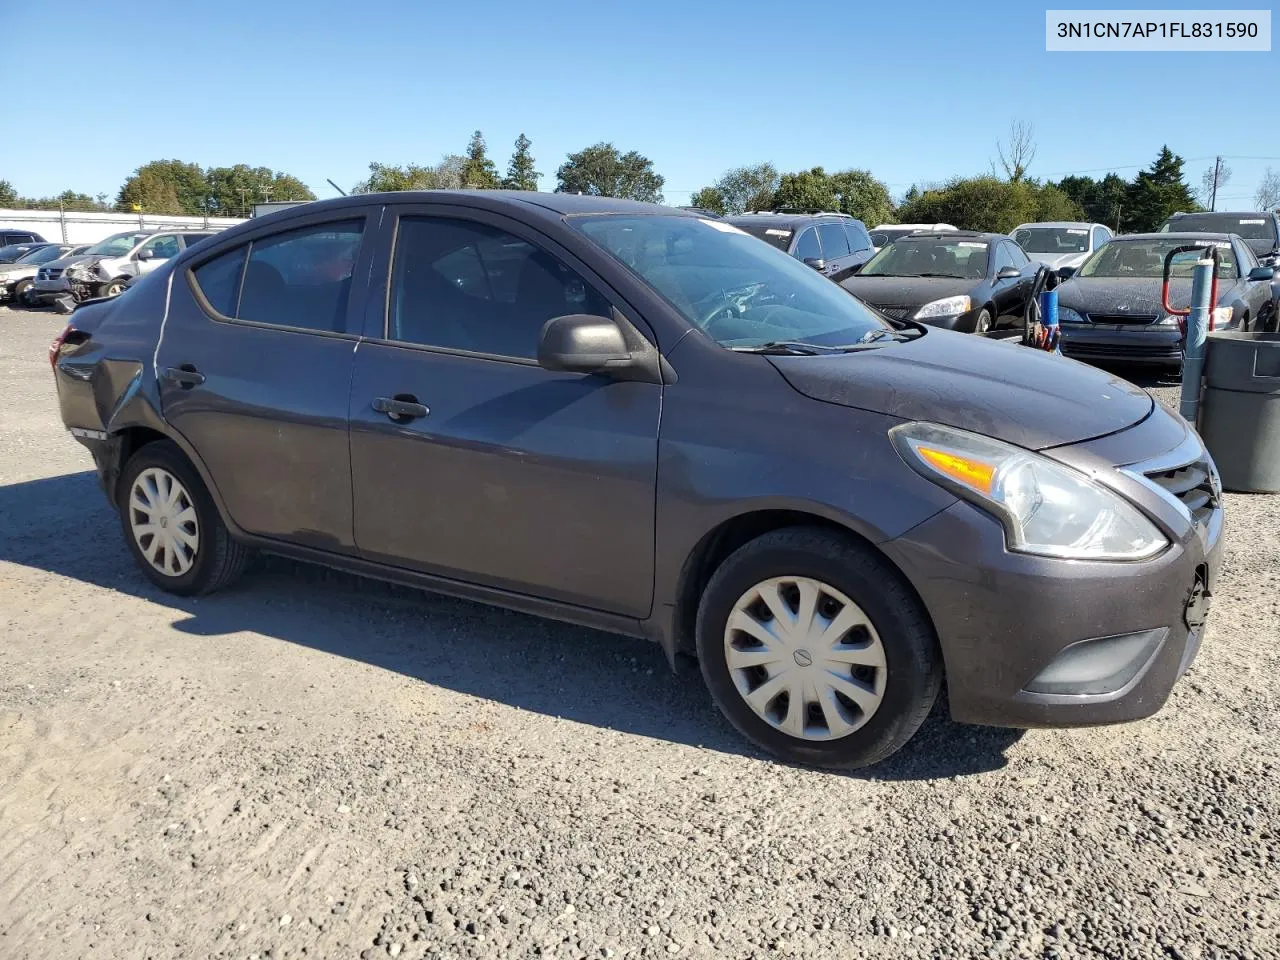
96, 279, 126, 299
695, 527, 942, 770
972, 308, 993, 335
11, 279, 33, 306
117, 439, 251, 596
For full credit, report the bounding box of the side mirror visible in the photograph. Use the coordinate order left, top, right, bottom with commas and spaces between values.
1058, 266, 1077, 279
1248, 265, 1277, 282
802, 257, 826, 271
135, 249, 155, 261
996, 266, 1021, 280
537, 314, 632, 375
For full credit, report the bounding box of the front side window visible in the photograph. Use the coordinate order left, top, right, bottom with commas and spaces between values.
575, 215, 892, 350
793, 228, 821, 262
189, 219, 363, 331
1092, 227, 1110, 250
390, 216, 610, 360
1079, 239, 1239, 280
1006, 242, 1030, 267
139, 235, 181, 260
817, 222, 851, 259
845, 222, 873, 252
860, 238, 989, 279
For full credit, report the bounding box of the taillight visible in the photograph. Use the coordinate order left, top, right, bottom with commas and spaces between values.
49, 323, 74, 371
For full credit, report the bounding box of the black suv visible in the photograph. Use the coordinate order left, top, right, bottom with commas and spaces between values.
1160, 211, 1280, 264
723, 212, 874, 282
0, 229, 47, 246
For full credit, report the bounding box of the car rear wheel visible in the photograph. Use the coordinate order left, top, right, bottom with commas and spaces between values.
696, 528, 942, 769
118, 440, 251, 595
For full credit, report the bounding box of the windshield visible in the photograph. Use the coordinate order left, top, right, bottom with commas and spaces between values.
0, 244, 35, 263
1078, 239, 1239, 280
859, 237, 988, 279
1161, 214, 1276, 242
724, 220, 793, 252
85, 232, 146, 256
575, 215, 892, 349
17, 245, 66, 264
1012, 226, 1090, 254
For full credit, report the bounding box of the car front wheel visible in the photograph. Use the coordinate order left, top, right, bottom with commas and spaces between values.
696, 528, 942, 769
118, 440, 251, 595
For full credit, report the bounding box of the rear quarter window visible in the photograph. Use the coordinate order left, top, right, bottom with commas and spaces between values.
191, 246, 248, 317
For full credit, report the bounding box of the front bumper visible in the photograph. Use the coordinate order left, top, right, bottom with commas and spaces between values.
1059, 323, 1182, 365
881, 414, 1223, 728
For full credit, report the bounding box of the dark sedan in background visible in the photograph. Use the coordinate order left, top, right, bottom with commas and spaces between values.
840, 231, 1040, 333
723, 212, 875, 283
1057, 232, 1276, 369
1160, 211, 1280, 264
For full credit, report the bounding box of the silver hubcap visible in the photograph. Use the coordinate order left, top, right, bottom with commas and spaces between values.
724, 577, 887, 741
128, 467, 199, 576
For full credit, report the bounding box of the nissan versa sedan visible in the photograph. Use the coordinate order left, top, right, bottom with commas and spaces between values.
1057, 232, 1277, 368
51, 192, 1222, 769
840, 231, 1040, 333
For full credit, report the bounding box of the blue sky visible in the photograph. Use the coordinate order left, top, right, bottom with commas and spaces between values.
7, 0, 1278, 207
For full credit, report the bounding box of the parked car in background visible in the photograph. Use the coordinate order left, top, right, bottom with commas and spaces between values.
868, 223, 958, 251
31, 229, 218, 305
1057, 232, 1276, 369
723, 212, 875, 282
0, 229, 46, 246
50, 191, 1221, 770
841, 231, 1039, 333
1159, 211, 1280, 265
0, 243, 89, 304
1011, 221, 1112, 271
0, 242, 46, 264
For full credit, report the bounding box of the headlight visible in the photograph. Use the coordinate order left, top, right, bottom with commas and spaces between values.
890, 422, 1167, 561
1057, 306, 1085, 323
1213, 306, 1233, 326
913, 295, 971, 319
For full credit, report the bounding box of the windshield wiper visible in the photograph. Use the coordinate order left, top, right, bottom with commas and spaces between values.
731, 340, 847, 355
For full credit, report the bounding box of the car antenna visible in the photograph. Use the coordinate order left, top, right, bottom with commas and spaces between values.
326, 179, 347, 197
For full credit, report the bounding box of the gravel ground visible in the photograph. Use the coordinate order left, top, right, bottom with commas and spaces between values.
1, 304, 1278, 960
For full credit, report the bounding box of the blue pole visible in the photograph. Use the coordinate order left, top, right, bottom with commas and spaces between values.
1178, 258, 1215, 423
1039, 288, 1059, 352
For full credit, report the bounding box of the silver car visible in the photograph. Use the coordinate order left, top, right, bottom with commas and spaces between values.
1011, 221, 1113, 272
31, 229, 217, 304
0, 243, 88, 304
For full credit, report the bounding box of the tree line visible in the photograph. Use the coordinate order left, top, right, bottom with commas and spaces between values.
5, 125, 1278, 233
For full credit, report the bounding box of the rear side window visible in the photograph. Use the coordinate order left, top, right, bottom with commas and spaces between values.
189, 219, 363, 332
844, 222, 872, 252
182, 233, 213, 251
192, 246, 247, 317
817, 223, 851, 258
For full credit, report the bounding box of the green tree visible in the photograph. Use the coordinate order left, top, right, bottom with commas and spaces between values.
205, 165, 316, 216
1125, 147, 1198, 232
356, 158, 466, 193
116, 160, 208, 215
116, 166, 185, 215
828, 169, 894, 224
503, 133, 539, 191
894, 176, 1081, 233
461, 131, 500, 189
689, 186, 727, 215
0, 179, 16, 206
555, 143, 664, 202
771, 167, 837, 212
698, 163, 779, 214
1053, 173, 1128, 229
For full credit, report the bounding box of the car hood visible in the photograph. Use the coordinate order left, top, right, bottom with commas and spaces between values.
767, 327, 1153, 450
0, 262, 39, 279
840, 275, 975, 307
46, 254, 101, 269
1058, 276, 1232, 314
1028, 251, 1088, 269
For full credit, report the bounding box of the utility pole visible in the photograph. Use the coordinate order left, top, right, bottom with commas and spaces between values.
238, 187, 250, 218
1210, 156, 1222, 212
1114, 204, 1122, 233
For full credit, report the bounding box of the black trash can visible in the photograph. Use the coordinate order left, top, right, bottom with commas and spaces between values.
1198, 330, 1280, 493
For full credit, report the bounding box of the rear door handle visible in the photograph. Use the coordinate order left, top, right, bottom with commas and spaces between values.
373, 395, 429, 421
162, 365, 205, 388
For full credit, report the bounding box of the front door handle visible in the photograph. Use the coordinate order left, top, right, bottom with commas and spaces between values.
373, 395, 429, 421
162, 365, 205, 388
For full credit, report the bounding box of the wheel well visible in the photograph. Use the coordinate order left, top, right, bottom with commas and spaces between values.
107, 426, 169, 499
672, 511, 878, 656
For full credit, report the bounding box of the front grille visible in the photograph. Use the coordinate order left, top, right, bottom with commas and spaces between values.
1086, 313, 1158, 325
1063, 343, 1178, 359
40, 268, 63, 280
870, 304, 912, 320
1145, 458, 1219, 528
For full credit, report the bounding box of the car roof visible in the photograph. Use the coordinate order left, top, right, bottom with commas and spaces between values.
895, 230, 1004, 242
289, 190, 686, 219
1167, 210, 1275, 219
1113, 232, 1237, 242
1012, 221, 1101, 229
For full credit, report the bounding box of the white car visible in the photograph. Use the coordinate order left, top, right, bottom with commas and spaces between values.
1010, 222, 1112, 272
869, 223, 958, 252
